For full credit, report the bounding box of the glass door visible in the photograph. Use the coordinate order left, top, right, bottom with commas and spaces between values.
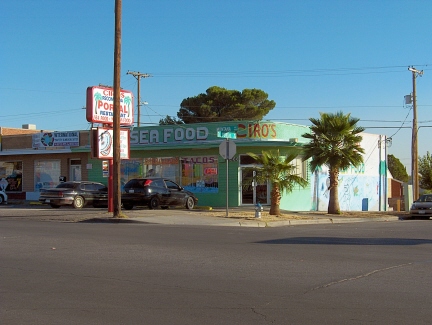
70, 159, 82, 181
240, 167, 268, 205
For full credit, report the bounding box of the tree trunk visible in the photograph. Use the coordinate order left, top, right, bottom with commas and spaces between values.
269, 185, 281, 215
328, 168, 340, 214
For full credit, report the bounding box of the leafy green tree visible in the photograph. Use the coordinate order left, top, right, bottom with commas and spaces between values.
387, 154, 409, 182
174, 86, 276, 124
247, 149, 308, 216
302, 111, 365, 214
159, 115, 184, 125
419, 151, 432, 191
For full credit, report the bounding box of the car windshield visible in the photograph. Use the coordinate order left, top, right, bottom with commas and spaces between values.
418, 195, 432, 202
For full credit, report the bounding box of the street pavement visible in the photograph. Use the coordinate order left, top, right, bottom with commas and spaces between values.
1, 200, 409, 227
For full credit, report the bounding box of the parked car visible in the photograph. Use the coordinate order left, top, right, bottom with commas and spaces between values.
121, 177, 198, 210
39, 181, 108, 209
410, 194, 432, 217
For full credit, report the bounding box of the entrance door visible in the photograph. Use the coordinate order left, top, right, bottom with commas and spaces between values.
240, 167, 268, 205
70, 159, 82, 181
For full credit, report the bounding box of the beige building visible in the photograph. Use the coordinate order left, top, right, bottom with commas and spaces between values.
0, 125, 91, 200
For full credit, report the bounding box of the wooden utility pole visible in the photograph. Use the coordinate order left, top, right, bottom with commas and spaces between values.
113, 0, 122, 217
126, 71, 151, 127
408, 66, 423, 201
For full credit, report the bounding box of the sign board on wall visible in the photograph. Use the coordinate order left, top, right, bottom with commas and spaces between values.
32, 131, 80, 148
86, 86, 134, 126
91, 127, 130, 160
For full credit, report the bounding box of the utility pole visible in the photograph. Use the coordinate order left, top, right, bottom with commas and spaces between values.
408, 66, 424, 201
126, 71, 151, 127
112, 0, 122, 217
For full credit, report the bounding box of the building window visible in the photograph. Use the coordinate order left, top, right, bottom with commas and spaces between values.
0, 161, 23, 192
121, 157, 180, 183
141, 157, 180, 182
35, 160, 60, 191
181, 156, 218, 193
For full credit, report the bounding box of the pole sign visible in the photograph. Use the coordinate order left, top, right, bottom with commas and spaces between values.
91, 127, 130, 160
219, 139, 237, 160
86, 86, 134, 126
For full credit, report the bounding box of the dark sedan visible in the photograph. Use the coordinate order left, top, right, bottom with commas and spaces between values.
121, 177, 198, 210
39, 181, 108, 209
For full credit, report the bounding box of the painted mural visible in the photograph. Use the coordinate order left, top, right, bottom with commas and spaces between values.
312, 133, 387, 212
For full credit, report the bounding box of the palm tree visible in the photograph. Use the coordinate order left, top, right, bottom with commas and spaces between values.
123, 95, 132, 118
302, 111, 365, 214
248, 149, 308, 216
94, 92, 103, 115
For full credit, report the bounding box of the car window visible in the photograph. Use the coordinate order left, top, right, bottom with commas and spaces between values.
57, 183, 74, 189
94, 184, 107, 191
165, 180, 179, 190
125, 179, 140, 188
83, 184, 95, 191
153, 179, 165, 188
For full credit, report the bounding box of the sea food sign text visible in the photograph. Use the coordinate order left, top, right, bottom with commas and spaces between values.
86, 86, 134, 126
130, 126, 209, 144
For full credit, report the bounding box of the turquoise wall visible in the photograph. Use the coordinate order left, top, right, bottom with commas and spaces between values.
79, 120, 313, 209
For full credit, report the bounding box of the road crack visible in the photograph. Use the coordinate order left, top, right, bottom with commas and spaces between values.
308, 262, 413, 292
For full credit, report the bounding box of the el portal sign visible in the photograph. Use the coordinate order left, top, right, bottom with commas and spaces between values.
86, 86, 134, 126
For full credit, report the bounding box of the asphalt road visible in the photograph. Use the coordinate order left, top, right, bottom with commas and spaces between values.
1, 209, 432, 324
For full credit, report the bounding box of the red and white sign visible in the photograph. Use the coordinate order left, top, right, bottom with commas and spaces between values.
91, 127, 130, 160
86, 86, 134, 126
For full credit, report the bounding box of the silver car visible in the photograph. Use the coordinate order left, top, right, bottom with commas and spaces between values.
410, 194, 432, 218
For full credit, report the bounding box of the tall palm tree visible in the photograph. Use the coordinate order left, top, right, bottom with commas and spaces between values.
302, 111, 365, 214
248, 149, 308, 215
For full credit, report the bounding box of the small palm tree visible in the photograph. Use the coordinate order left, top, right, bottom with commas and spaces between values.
248, 149, 308, 216
94, 92, 103, 115
123, 96, 132, 117
302, 111, 365, 214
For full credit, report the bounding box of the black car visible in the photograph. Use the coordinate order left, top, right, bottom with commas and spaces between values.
39, 181, 108, 209
121, 177, 198, 210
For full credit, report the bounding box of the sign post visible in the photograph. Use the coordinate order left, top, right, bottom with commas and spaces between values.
218, 129, 237, 217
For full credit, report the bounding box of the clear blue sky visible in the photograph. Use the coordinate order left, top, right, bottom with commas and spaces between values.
2, 0, 432, 171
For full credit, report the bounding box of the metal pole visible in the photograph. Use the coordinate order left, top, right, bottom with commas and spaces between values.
226, 138, 229, 217
137, 77, 141, 127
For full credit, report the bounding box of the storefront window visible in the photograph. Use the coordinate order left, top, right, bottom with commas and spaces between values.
121, 159, 142, 185
121, 158, 180, 183
142, 157, 180, 181
0, 161, 23, 192
181, 156, 218, 193
35, 160, 60, 191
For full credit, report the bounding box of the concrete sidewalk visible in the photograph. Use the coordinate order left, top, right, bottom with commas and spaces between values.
3, 200, 407, 227
79, 206, 406, 227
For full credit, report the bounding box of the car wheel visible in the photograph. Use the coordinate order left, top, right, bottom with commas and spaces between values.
186, 197, 195, 210
73, 195, 85, 209
123, 203, 134, 210
50, 203, 61, 208
148, 197, 159, 209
